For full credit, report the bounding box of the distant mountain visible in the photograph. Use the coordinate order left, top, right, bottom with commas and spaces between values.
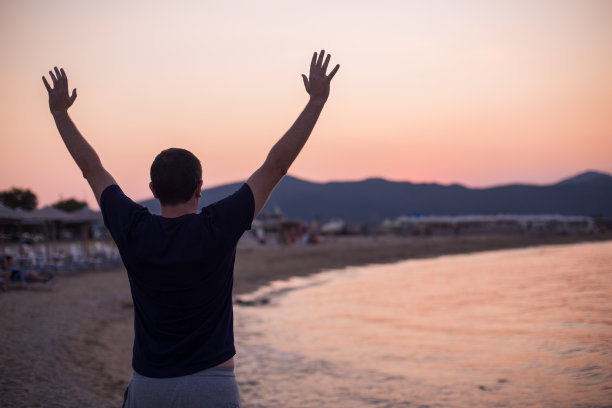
139, 171, 612, 222
556, 170, 612, 186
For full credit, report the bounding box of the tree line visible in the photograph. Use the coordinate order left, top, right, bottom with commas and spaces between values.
0, 187, 87, 212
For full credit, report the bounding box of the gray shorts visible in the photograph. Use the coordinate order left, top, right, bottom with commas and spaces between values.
123, 367, 241, 408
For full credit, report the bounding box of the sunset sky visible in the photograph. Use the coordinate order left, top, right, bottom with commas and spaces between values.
1, 0, 611, 209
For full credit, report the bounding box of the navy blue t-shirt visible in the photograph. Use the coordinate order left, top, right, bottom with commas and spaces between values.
100, 183, 254, 378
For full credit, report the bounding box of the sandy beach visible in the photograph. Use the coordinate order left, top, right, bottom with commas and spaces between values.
0, 234, 607, 407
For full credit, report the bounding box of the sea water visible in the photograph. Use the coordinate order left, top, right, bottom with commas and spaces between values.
234, 241, 612, 408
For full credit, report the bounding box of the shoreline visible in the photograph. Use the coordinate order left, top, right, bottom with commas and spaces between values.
233, 233, 609, 295
0, 234, 609, 407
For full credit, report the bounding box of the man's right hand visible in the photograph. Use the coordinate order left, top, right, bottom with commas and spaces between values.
42, 67, 77, 115
248, 50, 340, 219
301, 50, 340, 105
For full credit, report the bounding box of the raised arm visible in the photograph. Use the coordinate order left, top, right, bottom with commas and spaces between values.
42, 67, 116, 205
247, 50, 340, 218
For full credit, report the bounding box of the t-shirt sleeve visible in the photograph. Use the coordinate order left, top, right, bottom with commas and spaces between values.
202, 183, 255, 242
100, 184, 150, 245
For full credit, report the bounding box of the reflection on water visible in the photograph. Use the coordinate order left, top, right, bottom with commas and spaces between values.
234, 242, 612, 408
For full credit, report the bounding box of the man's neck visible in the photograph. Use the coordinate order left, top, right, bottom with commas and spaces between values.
160, 201, 197, 218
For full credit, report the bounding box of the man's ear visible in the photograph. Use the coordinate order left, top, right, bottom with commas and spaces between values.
195, 180, 203, 199
149, 182, 158, 198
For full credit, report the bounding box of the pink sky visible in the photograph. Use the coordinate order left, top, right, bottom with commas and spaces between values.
1, 0, 611, 209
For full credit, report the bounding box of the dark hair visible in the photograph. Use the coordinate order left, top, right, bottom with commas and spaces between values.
150, 148, 202, 206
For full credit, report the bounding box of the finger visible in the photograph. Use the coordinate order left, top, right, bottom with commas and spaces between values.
322, 54, 331, 74
42, 76, 52, 93
69, 88, 77, 105
301, 74, 310, 94
55, 67, 66, 89
60, 68, 68, 88
310, 52, 317, 75
49, 70, 58, 84
327, 64, 340, 81
316, 49, 325, 68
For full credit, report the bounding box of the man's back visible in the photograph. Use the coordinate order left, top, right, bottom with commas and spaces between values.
101, 183, 254, 378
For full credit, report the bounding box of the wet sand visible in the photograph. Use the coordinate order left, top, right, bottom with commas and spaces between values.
0, 234, 607, 407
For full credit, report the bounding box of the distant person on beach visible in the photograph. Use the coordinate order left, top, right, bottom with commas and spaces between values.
43, 51, 339, 407
0, 255, 54, 288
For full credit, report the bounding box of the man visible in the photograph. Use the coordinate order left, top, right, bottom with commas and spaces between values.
43, 50, 339, 407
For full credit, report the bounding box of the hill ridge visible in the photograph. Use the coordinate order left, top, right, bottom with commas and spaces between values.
138, 171, 612, 221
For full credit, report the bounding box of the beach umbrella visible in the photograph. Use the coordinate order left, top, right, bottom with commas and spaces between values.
65, 206, 103, 256
0, 202, 21, 222
68, 206, 103, 223
0, 203, 22, 253
20, 206, 74, 223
